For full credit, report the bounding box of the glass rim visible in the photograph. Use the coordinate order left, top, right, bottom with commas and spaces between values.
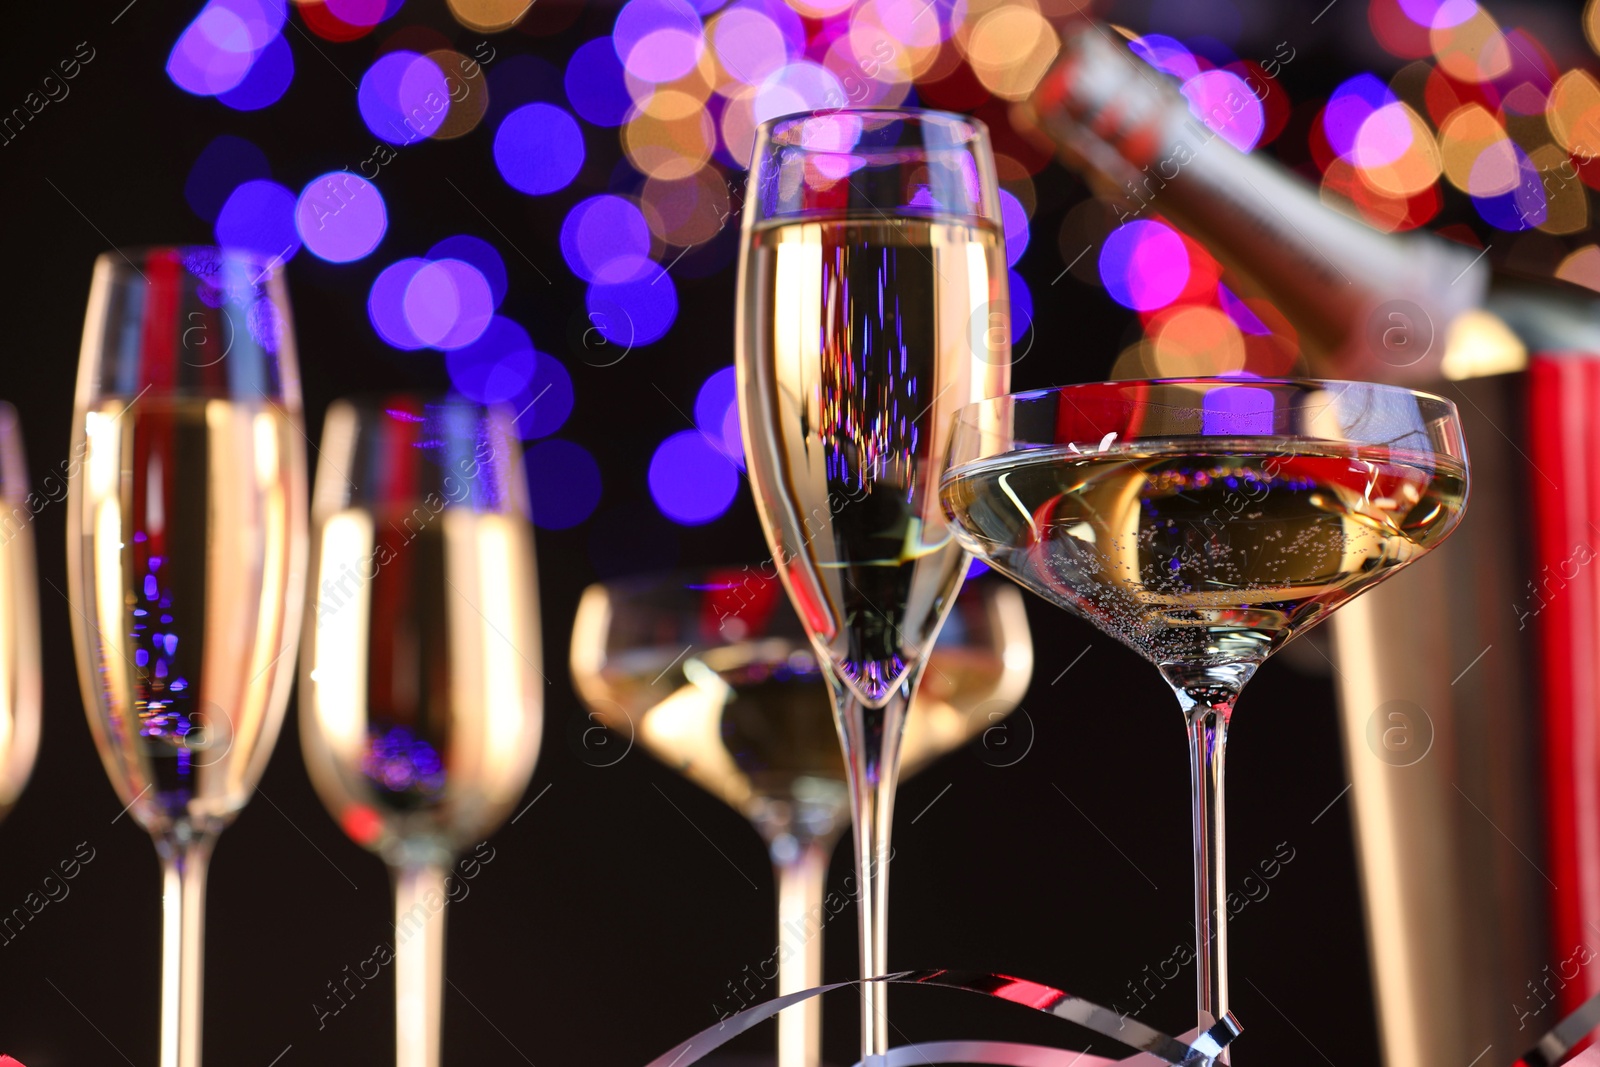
951, 377, 1462, 425
759, 106, 990, 148
93, 244, 291, 274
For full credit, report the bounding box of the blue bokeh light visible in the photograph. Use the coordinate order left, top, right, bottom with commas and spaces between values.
368, 258, 428, 350
693, 366, 743, 465
510, 354, 575, 439
215, 179, 301, 263
167, 6, 258, 96
359, 51, 450, 145
586, 272, 677, 346
649, 431, 739, 525
185, 135, 271, 222
494, 103, 585, 195
427, 236, 507, 307
218, 32, 293, 110
1008, 269, 1033, 344
1322, 74, 1396, 162
566, 38, 634, 127
296, 172, 386, 263
999, 190, 1029, 267
526, 439, 602, 529
560, 195, 654, 283
445, 316, 536, 402
404, 259, 494, 349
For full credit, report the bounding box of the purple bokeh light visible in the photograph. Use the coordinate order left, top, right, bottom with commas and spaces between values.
694, 366, 743, 465
586, 272, 678, 346
1180, 69, 1265, 152
215, 179, 301, 263
218, 32, 293, 110
1099, 220, 1189, 311
566, 38, 634, 127
404, 260, 494, 349
445, 316, 536, 402
1008, 269, 1033, 344
427, 236, 507, 307
167, 7, 258, 96
510, 354, 575, 439
494, 103, 585, 195
1321, 73, 1397, 161
359, 51, 450, 145
614, 0, 706, 83
525, 439, 602, 529
185, 135, 271, 222
368, 258, 428, 350
711, 7, 792, 86
999, 190, 1029, 266
1202, 386, 1276, 436
649, 431, 739, 524
1129, 34, 1200, 80
561, 195, 654, 283
296, 172, 386, 263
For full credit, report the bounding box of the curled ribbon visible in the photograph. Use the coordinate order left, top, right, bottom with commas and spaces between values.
644, 968, 1241, 1067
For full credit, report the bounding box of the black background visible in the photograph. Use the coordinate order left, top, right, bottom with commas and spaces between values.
0, 0, 1540, 1063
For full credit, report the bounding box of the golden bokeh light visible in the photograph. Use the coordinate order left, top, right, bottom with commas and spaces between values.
1528, 143, 1589, 235
624, 93, 716, 180
1557, 244, 1600, 292
1150, 306, 1247, 377
446, 0, 534, 33
425, 49, 490, 140
1430, 8, 1512, 84
1548, 69, 1600, 158
641, 166, 734, 247
965, 4, 1059, 101
1438, 103, 1508, 191
1354, 103, 1442, 198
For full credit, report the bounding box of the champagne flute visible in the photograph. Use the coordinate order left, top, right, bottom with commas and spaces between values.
570, 568, 1032, 1067
0, 405, 41, 832
66, 247, 309, 1067
940, 379, 1470, 1049
736, 107, 1011, 1063
299, 397, 543, 1067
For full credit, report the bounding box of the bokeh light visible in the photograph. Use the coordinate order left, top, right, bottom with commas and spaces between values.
445, 315, 535, 400
359, 51, 450, 144
510, 354, 576, 439
694, 367, 743, 465
963, 4, 1058, 102
369, 259, 428, 350
1323, 74, 1398, 161
404, 260, 494, 349
526, 439, 603, 529
562, 195, 656, 282
642, 168, 733, 246
427, 236, 508, 307
567, 37, 635, 127
615, 0, 707, 83
1180, 69, 1265, 152
215, 179, 301, 263
999, 190, 1029, 266
587, 272, 679, 346
185, 135, 271, 222
649, 430, 739, 524
494, 103, 586, 194
168, 1, 280, 97
1009, 269, 1033, 344
295, 172, 387, 263
426, 49, 491, 139
1099, 220, 1190, 311
1557, 244, 1600, 293
448, 0, 536, 32
218, 33, 293, 110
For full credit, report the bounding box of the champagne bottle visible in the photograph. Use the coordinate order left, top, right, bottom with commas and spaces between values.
1025, 25, 1600, 382
1029, 24, 1599, 1067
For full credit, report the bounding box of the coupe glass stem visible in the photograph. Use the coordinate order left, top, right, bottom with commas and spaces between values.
1170, 676, 1246, 1047
393, 862, 449, 1067
827, 667, 915, 1066
773, 834, 834, 1067
157, 832, 215, 1067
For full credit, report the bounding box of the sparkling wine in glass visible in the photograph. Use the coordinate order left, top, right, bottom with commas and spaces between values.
299, 397, 543, 1067
570, 568, 1032, 1067
0, 405, 41, 834
737, 107, 1011, 1062
940, 379, 1469, 1050
66, 247, 309, 1067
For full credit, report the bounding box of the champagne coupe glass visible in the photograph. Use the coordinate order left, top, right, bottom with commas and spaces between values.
0, 405, 41, 833
736, 107, 1011, 1063
940, 378, 1470, 1048
66, 247, 309, 1067
299, 397, 543, 1067
570, 568, 1032, 1067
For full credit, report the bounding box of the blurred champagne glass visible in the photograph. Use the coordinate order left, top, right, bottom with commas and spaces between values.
571, 568, 1031, 1067
299, 397, 544, 1067
67, 247, 308, 1067
0, 405, 41, 835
